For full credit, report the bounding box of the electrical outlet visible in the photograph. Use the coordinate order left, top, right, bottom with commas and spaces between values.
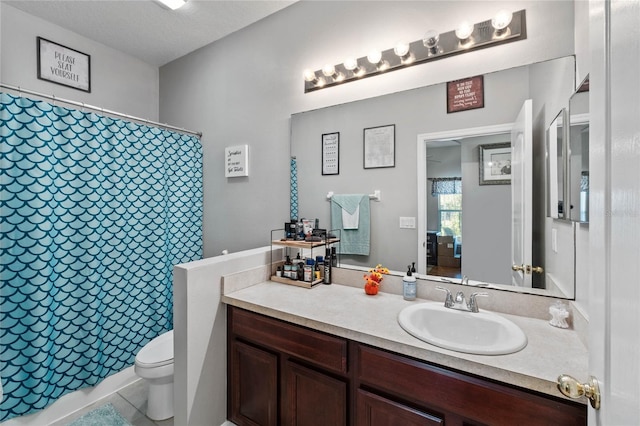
399, 217, 416, 229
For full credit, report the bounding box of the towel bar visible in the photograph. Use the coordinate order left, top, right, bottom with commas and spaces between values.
326, 190, 380, 202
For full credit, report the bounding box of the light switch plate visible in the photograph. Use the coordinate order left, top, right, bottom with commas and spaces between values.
552, 228, 558, 253
399, 217, 416, 229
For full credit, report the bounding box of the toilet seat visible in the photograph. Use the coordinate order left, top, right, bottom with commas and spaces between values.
135, 330, 173, 368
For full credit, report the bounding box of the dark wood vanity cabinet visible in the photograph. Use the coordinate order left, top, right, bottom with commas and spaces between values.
228, 306, 348, 426
228, 306, 587, 426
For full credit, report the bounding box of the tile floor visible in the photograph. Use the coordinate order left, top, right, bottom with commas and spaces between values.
50, 380, 173, 426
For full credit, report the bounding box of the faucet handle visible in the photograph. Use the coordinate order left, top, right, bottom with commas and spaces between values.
435, 286, 454, 308
468, 292, 489, 313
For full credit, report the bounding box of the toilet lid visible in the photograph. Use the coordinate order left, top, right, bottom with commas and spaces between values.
136, 330, 174, 368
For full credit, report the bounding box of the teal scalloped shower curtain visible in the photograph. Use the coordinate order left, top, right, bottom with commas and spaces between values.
0, 93, 203, 421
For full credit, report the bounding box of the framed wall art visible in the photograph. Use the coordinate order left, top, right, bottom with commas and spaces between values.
322, 132, 339, 175
363, 124, 395, 169
479, 142, 511, 185
37, 37, 91, 92
447, 75, 484, 113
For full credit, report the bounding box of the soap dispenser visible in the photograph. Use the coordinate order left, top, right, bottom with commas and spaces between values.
403, 265, 417, 301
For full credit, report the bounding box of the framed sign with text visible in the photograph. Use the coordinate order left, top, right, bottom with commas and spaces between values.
225, 145, 249, 177
321, 132, 339, 175
447, 75, 484, 113
37, 37, 91, 92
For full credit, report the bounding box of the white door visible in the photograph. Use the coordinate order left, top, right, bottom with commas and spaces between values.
582, 0, 640, 423
510, 100, 533, 287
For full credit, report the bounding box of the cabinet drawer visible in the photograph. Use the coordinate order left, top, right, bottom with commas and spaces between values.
356, 344, 586, 426
356, 388, 442, 426
229, 307, 348, 374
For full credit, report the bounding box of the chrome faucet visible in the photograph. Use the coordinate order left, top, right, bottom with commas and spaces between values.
435, 286, 488, 313
461, 275, 469, 286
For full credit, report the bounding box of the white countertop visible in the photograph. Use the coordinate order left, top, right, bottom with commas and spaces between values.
222, 278, 588, 401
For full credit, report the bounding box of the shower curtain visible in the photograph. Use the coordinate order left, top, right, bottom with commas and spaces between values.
0, 92, 203, 421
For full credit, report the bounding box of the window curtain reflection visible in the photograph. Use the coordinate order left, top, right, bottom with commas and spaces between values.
430, 177, 462, 196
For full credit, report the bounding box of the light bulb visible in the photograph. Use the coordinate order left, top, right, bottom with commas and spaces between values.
322, 64, 336, 77
455, 21, 474, 40
303, 69, 317, 82
344, 58, 364, 77
492, 10, 513, 31
422, 30, 440, 49
344, 58, 358, 71
367, 50, 382, 64
393, 41, 410, 57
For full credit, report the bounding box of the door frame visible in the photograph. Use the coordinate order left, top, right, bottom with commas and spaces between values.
416, 123, 513, 276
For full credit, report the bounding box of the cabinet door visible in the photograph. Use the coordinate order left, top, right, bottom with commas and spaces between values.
282, 360, 347, 426
230, 340, 278, 426
356, 389, 443, 426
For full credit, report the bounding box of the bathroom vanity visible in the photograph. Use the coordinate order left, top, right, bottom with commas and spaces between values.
223, 271, 588, 426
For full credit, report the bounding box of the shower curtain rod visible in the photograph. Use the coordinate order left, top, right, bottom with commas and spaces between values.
0, 82, 202, 138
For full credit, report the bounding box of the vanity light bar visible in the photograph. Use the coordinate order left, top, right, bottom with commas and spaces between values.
303, 9, 526, 93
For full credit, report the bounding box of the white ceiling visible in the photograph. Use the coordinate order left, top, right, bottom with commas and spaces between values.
6, 0, 296, 66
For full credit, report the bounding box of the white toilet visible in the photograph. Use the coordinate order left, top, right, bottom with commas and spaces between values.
134, 330, 174, 421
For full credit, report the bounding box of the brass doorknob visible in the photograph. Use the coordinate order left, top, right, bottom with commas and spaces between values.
511, 264, 525, 272
557, 375, 601, 410
526, 265, 544, 274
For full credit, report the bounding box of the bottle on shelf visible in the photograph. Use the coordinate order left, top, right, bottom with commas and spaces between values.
323, 248, 332, 284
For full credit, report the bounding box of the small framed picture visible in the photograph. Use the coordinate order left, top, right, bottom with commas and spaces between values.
37, 37, 91, 92
479, 143, 511, 185
322, 132, 339, 175
363, 124, 395, 169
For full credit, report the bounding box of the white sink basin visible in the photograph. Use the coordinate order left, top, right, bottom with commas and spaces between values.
398, 302, 527, 355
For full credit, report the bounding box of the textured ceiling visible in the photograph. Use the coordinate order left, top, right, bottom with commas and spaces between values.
6, 0, 296, 66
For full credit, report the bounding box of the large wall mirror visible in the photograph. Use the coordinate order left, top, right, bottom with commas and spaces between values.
291, 56, 576, 299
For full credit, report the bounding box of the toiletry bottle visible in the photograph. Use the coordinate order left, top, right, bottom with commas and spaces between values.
411, 262, 416, 274
403, 265, 417, 301
284, 255, 292, 279
304, 259, 314, 282
331, 247, 337, 267
323, 248, 332, 284
315, 256, 323, 280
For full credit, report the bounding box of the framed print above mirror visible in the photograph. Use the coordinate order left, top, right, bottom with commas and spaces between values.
363, 124, 395, 169
479, 143, 511, 185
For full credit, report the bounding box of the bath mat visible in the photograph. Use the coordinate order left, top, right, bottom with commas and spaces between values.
67, 403, 132, 426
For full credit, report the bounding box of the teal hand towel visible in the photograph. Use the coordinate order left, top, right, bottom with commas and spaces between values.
331, 194, 370, 255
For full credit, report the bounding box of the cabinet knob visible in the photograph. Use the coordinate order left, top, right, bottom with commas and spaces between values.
557, 374, 600, 409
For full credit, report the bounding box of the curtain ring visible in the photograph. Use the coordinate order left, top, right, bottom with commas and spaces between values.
52, 94, 56, 105
81, 102, 85, 112
18, 86, 22, 97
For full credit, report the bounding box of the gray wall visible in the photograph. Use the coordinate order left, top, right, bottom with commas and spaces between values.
0, 3, 159, 120
290, 63, 534, 273
159, 1, 575, 259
